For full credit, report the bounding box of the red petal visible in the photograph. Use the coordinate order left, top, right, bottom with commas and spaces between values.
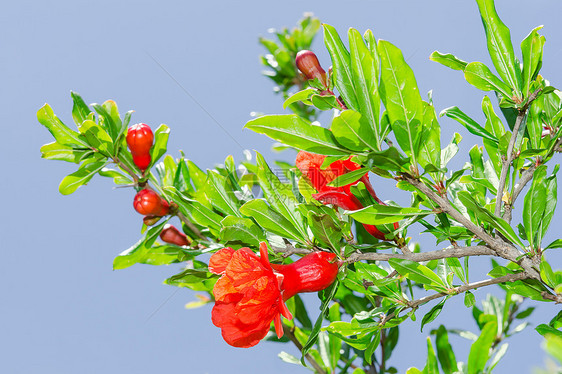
273, 313, 284, 339
313, 191, 363, 211
209, 247, 235, 274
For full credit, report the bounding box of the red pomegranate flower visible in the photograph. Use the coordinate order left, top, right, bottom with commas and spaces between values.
296, 151, 395, 240
209, 242, 339, 348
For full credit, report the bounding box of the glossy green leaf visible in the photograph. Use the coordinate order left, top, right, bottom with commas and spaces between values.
220, 216, 266, 247
71, 91, 92, 125
349, 28, 381, 150
389, 259, 446, 289
98, 168, 133, 185
545, 334, 562, 364
240, 199, 303, 241
446, 257, 466, 284
378, 39, 423, 161
464, 62, 513, 98
421, 298, 447, 332
151, 124, 170, 166
328, 303, 341, 369
457, 191, 525, 249
440, 106, 498, 144
423, 337, 440, 374
283, 88, 315, 109
59, 160, 107, 195
323, 24, 358, 110
328, 167, 367, 187
464, 291, 476, 308
540, 171, 558, 244
351, 205, 431, 225
521, 26, 545, 96
40, 141, 88, 163
245, 114, 350, 156
540, 258, 557, 288
475, 0, 522, 95
429, 51, 468, 71
255, 153, 308, 240
435, 325, 457, 374
418, 102, 442, 170
467, 320, 497, 374
308, 212, 342, 251
203, 171, 242, 217
164, 186, 222, 234
545, 239, 562, 250
536, 324, 562, 338
523, 165, 547, 249
365, 147, 410, 172
331, 110, 378, 152
92, 101, 121, 141
37, 104, 87, 147
78, 119, 113, 156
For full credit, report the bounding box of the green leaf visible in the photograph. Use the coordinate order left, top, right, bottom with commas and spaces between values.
540, 172, 558, 244
98, 168, 133, 185
440, 106, 498, 144
434, 325, 457, 374
71, 91, 92, 125
78, 119, 113, 156
536, 324, 562, 338
59, 160, 107, 195
151, 124, 170, 166
545, 334, 562, 364
164, 266, 217, 292
429, 51, 468, 71
545, 239, 562, 250
365, 147, 410, 172
475, 0, 522, 95
446, 257, 466, 284
457, 191, 525, 249
203, 171, 242, 217
328, 167, 367, 187
467, 320, 497, 374
331, 110, 378, 152
421, 298, 447, 332
301, 281, 339, 364
419, 102, 442, 170
423, 337, 440, 374
521, 26, 545, 97
308, 211, 342, 251
389, 258, 446, 289
40, 141, 88, 163
283, 88, 315, 109
323, 24, 358, 110
464, 62, 513, 98
245, 114, 350, 156
240, 199, 303, 241
523, 165, 547, 249
255, 153, 308, 241
464, 291, 476, 308
348, 28, 381, 150
220, 216, 266, 247
351, 205, 431, 225
37, 104, 87, 147
406, 368, 423, 374
92, 102, 121, 141
164, 186, 222, 234
328, 303, 341, 369
540, 258, 557, 288
378, 39, 423, 162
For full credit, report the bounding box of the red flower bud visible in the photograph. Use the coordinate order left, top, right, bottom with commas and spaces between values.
295, 50, 327, 87
160, 224, 191, 246
143, 215, 162, 226
133, 189, 170, 216
132, 153, 151, 172
127, 123, 154, 172
127, 123, 154, 155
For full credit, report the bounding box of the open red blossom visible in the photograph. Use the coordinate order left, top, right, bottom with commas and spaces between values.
296, 151, 395, 240
209, 243, 339, 348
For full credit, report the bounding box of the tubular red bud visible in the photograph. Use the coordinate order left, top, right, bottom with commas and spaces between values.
126, 123, 154, 155
295, 50, 327, 87
160, 224, 190, 246
133, 189, 170, 216
132, 153, 151, 172
143, 215, 162, 226
127, 123, 154, 172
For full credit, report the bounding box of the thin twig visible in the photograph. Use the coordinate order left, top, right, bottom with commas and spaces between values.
176, 211, 207, 241
346, 245, 494, 263
113, 156, 139, 183
282, 324, 327, 374
494, 88, 542, 217
541, 292, 562, 304
503, 164, 536, 223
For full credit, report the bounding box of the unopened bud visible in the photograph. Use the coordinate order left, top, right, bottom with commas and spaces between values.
143, 215, 162, 226
160, 224, 191, 246
295, 50, 327, 87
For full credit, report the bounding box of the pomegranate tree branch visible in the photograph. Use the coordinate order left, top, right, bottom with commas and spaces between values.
176, 211, 207, 241
346, 245, 495, 263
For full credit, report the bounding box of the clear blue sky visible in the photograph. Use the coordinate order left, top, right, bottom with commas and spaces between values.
2, 0, 562, 373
